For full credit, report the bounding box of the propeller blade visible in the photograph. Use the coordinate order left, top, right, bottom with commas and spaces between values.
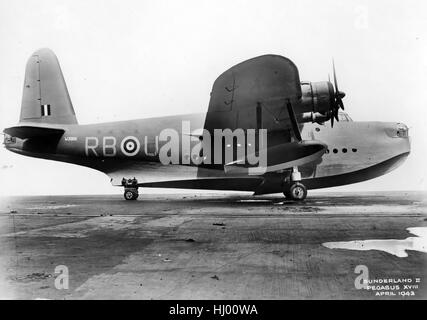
337, 97, 344, 110
333, 59, 339, 93
329, 59, 345, 127
334, 108, 339, 121
332, 59, 345, 114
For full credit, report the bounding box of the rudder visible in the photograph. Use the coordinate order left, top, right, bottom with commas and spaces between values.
20, 48, 77, 125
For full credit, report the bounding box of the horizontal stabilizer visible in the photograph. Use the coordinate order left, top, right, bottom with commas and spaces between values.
225, 140, 326, 175
3, 125, 65, 139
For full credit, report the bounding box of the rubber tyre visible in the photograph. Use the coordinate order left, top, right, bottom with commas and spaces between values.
288, 182, 307, 201
124, 190, 138, 200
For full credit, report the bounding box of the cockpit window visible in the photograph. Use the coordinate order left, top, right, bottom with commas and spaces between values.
338, 112, 353, 122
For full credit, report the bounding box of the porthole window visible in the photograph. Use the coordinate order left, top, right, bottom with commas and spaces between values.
333, 148, 338, 154
352, 148, 357, 152
315, 127, 320, 132
342, 148, 347, 153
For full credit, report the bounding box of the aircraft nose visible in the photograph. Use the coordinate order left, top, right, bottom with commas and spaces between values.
384, 122, 411, 155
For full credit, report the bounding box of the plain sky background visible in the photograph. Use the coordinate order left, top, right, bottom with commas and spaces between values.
0, 0, 426, 195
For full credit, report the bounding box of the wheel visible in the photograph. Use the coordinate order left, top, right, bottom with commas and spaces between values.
286, 182, 307, 201
124, 190, 138, 200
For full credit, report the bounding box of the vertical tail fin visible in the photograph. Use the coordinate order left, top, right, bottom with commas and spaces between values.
20, 48, 77, 125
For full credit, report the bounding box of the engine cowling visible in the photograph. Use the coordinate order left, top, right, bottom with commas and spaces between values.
299, 81, 335, 117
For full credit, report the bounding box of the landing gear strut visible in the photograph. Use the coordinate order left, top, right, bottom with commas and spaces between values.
282, 167, 307, 201
122, 177, 139, 201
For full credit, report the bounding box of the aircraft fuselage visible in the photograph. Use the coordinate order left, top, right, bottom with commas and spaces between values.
3, 49, 411, 198
4, 112, 410, 194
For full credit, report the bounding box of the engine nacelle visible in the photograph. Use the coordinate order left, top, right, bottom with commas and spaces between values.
299, 81, 335, 116
297, 112, 329, 124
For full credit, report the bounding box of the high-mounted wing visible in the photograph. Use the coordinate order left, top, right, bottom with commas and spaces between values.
204, 54, 301, 133
200, 55, 326, 175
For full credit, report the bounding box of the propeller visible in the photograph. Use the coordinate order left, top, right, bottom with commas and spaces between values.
329, 60, 346, 127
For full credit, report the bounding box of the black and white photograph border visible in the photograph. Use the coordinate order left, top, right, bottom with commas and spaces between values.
0, 0, 426, 302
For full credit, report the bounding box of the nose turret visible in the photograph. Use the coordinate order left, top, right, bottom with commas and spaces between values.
386, 123, 409, 139
383, 122, 411, 157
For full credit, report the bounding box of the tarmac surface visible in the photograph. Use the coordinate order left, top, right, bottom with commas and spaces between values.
0, 191, 426, 300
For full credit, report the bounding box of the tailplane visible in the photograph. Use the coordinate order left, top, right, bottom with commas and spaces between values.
20, 48, 77, 125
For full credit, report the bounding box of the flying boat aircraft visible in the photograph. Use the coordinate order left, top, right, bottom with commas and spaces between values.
3, 49, 410, 200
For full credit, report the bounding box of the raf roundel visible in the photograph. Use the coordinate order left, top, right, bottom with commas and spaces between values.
120, 136, 140, 156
